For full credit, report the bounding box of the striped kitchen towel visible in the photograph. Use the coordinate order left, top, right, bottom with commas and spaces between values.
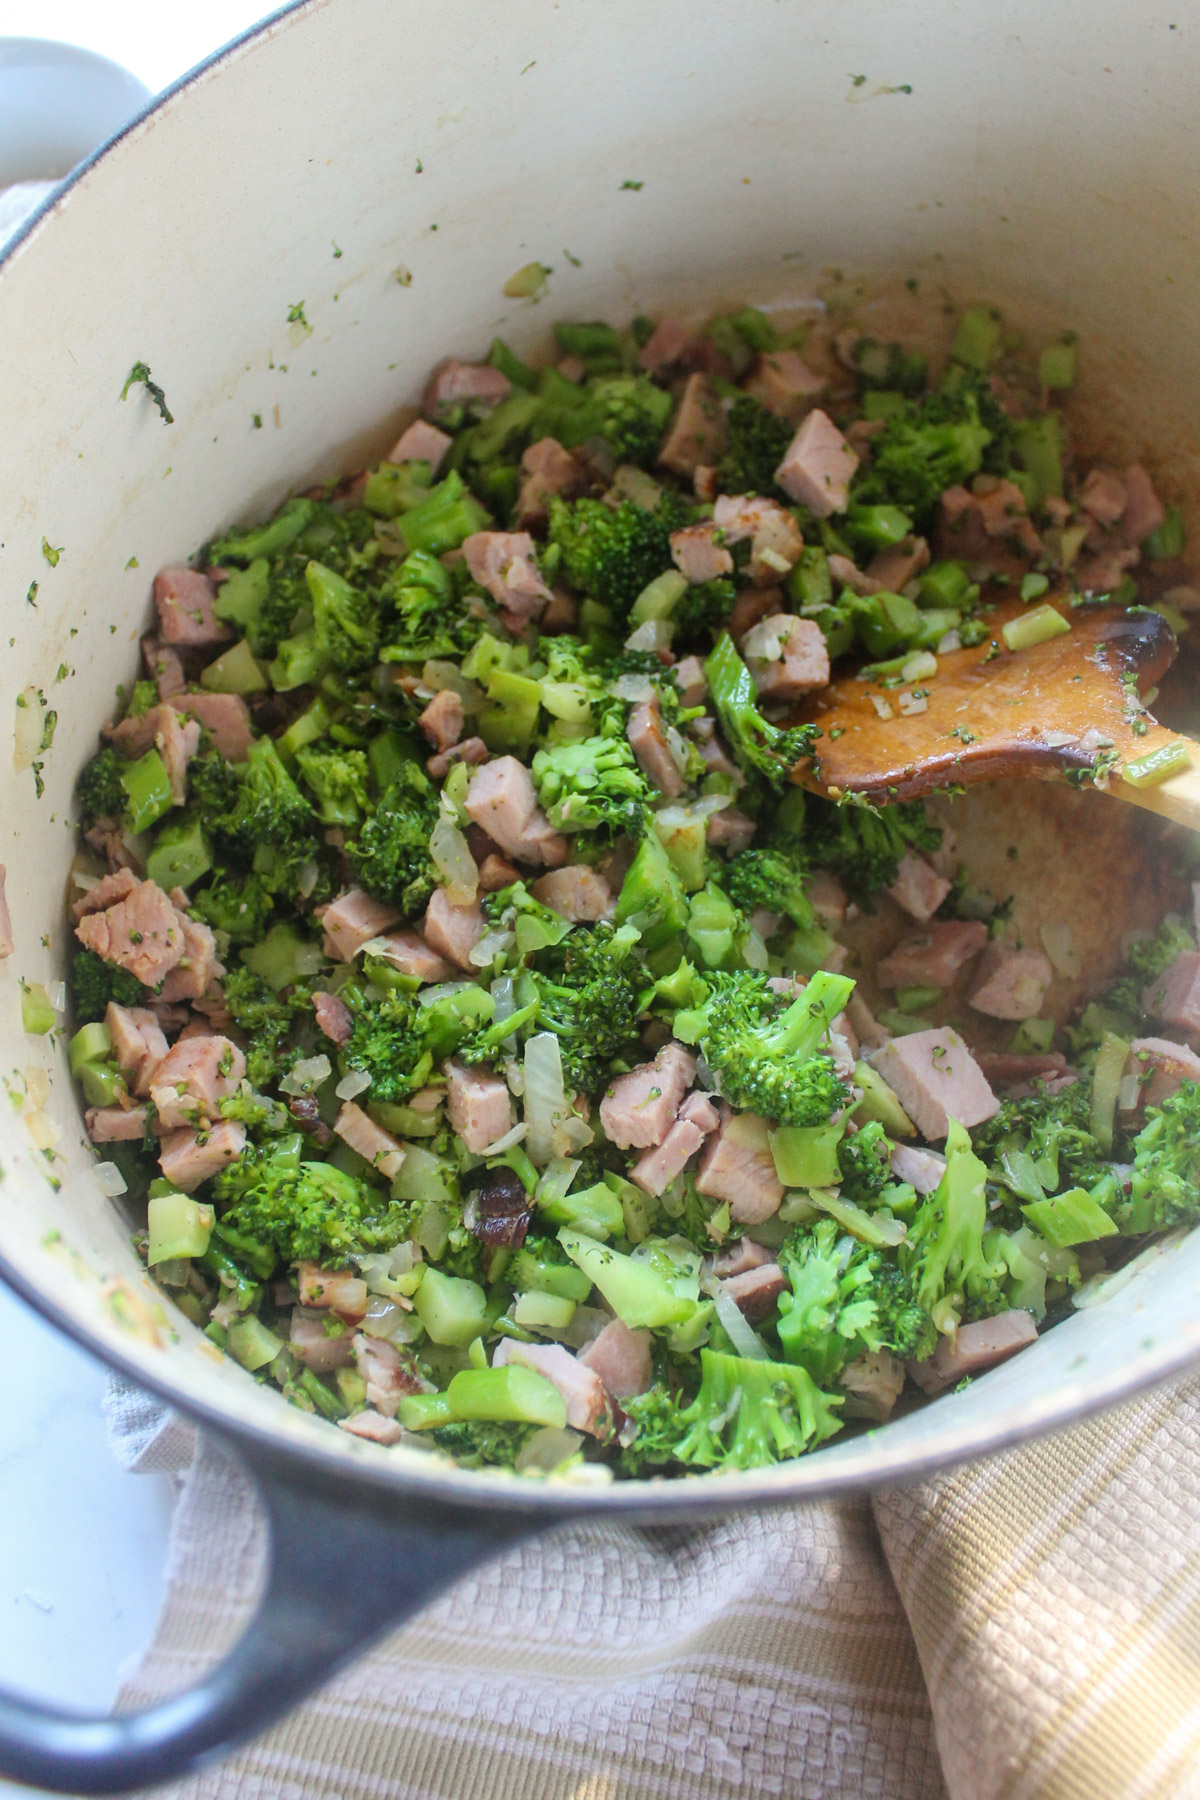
108, 1369, 1200, 1800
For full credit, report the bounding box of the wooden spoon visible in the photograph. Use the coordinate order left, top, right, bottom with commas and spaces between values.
790, 593, 1200, 831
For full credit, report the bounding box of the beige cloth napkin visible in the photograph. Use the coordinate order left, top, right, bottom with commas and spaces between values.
107, 1370, 1200, 1800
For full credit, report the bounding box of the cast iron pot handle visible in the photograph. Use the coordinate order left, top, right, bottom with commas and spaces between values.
0, 1433, 547, 1796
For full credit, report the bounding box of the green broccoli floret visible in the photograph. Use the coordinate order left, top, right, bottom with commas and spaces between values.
76, 747, 128, 829
564, 374, 674, 466
801, 793, 943, 900
718, 394, 794, 499
899, 1118, 1007, 1320
211, 1152, 410, 1273
429, 1420, 538, 1469
776, 1216, 935, 1382
294, 745, 371, 827
208, 739, 318, 876
340, 983, 496, 1105
547, 496, 675, 619
1119, 1081, 1200, 1233
222, 965, 310, 1089
348, 762, 438, 914
381, 550, 480, 661
673, 967, 855, 1126
672, 577, 737, 650
838, 1119, 894, 1199
621, 1349, 842, 1473
854, 374, 1011, 528
70, 948, 148, 1023
531, 733, 652, 835
187, 750, 243, 820
1124, 917, 1194, 986
306, 560, 381, 675
529, 924, 646, 1092
124, 679, 160, 719
972, 1078, 1108, 1202
721, 845, 814, 929
704, 634, 819, 790
840, 334, 928, 394
191, 870, 274, 946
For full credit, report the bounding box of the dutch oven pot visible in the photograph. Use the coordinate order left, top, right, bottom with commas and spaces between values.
2, 0, 1199, 1789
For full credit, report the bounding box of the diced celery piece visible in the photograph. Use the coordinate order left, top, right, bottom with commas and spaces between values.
268, 628, 325, 692
1090, 1030, 1130, 1154
200, 639, 268, 695
69, 1021, 112, 1073
479, 669, 542, 753
1001, 604, 1070, 652
540, 680, 592, 724
845, 504, 912, 549
80, 1062, 122, 1106
336, 1367, 368, 1411
558, 1228, 695, 1329
241, 922, 324, 990
148, 1192, 215, 1264
1122, 741, 1193, 788
852, 1060, 915, 1136
630, 569, 688, 625
895, 984, 943, 1015
1038, 334, 1078, 391
278, 697, 333, 763
512, 1290, 578, 1331
1023, 1186, 1118, 1248
786, 546, 833, 609
769, 1121, 844, 1189
120, 748, 174, 832
146, 814, 213, 891
919, 560, 970, 608
1010, 1018, 1055, 1054
536, 1180, 624, 1240
20, 981, 56, 1035
950, 304, 1003, 370
1012, 414, 1065, 504
227, 1317, 284, 1372
413, 1268, 490, 1346
489, 335, 536, 390
1144, 505, 1185, 560
297, 1369, 348, 1420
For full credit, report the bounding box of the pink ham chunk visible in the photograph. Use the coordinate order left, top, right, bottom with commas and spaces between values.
297, 1264, 369, 1322
746, 614, 830, 701
492, 1339, 611, 1436
334, 1101, 406, 1178
149, 1035, 246, 1129
673, 656, 707, 708
464, 757, 568, 867
143, 637, 186, 701
106, 1003, 168, 1098
427, 735, 489, 781
444, 1059, 514, 1153
808, 870, 848, 929
969, 945, 1054, 1022
876, 920, 989, 991
1119, 464, 1166, 546
86, 1104, 149, 1143
108, 705, 200, 804
745, 351, 827, 421
478, 854, 520, 892
339, 1410, 403, 1445
720, 1262, 787, 1324
578, 1319, 653, 1399
669, 523, 733, 584
373, 930, 453, 984
289, 1310, 355, 1372
627, 698, 684, 799
710, 1237, 772, 1278
600, 1041, 696, 1150
864, 536, 930, 594
637, 317, 690, 376
705, 806, 756, 853
909, 1310, 1038, 1396
318, 888, 402, 961
1079, 466, 1128, 527
516, 437, 583, 531
418, 687, 465, 752
158, 913, 222, 1003
774, 409, 859, 515
76, 878, 186, 989
387, 418, 452, 473
168, 693, 254, 763
658, 374, 726, 478
353, 1334, 431, 1416
423, 889, 485, 971
885, 851, 951, 923
712, 495, 805, 585
1143, 951, 1200, 1035
889, 1142, 947, 1195
976, 1051, 1071, 1093
1130, 1037, 1200, 1109
462, 531, 553, 627
868, 1028, 999, 1142
313, 990, 353, 1044
422, 359, 510, 418
153, 567, 231, 646
530, 866, 614, 922
937, 484, 1042, 570
72, 867, 138, 921
158, 1120, 246, 1191
629, 1115, 707, 1198
695, 1108, 784, 1223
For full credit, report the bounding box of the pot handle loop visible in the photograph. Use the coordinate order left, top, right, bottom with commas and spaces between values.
0, 1437, 541, 1796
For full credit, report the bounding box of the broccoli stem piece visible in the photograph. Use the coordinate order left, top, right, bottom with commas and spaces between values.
704, 634, 818, 789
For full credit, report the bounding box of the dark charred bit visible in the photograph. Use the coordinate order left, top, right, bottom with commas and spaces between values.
464, 1165, 532, 1249
1086, 604, 1177, 687
288, 1094, 332, 1145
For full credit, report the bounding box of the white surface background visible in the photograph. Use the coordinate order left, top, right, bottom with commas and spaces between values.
0, 7, 277, 1795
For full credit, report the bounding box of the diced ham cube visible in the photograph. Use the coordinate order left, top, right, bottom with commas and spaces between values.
318, 888, 402, 961
727, 584, 783, 644
867, 1028, 999, 1142
426, 736, 489, 780
339, 1409, 404, 1445
530, 866, 614, 922
149, 1035, 246, 1130
1119, 464, 1166, 546
86, 1104, 148, 1143
864, 536, 930, 594
909, 1310, 1038, 1396
969, 945, 1054, 1021
168, 693, 254, 762
1142, 951, 1200, 1035
143, 637, 186, 701
705, 807, 756, 853
493, 1339, 612, 1436
669, 523, 733, 584
334, 1101, 405, 1179
578, 1319, 652, 1399
936, 483, 1042, 570
1075, 542, 1141, 594
876, 920, 989, 991
975, 481, 1044, 556
387, 418, 452, 473
106, 1003, 168, 1098
826, 553, 876, 597
629, 1115, 707, 1197
745, 351, 827, 421
710, 1237, 772, 1278
464, 757, 568, 867
627, 698, 684, 799
297, 1264, 369, 1322
1079, 466, 1128, 527
462, 530, 553, 628
444, 1059, 514, 1153
1130, 1036, 1200, 1109
353, 1333, 431, 1416
692, 716, 745, 788
153, 567, 231, 647
637, 317, 690, 376
720, 1262, 787, 1323
516, 437, 584, 531
712, 495, 805, 586
695, 1108, 784, 1222
371, 930, 454, 984
477, 854, 521, 894
747, 613, 830, 701
774, 409, 858, 516
76, 878, 186, 989
599, 1041, 696, 1150
889, 1142, 946, 1195
313, 990, 353, 1045
158, 1120, 246, 1191
418, 687, 465, 753
108, 706, 199, 805
289, 1309, 355, 1372
679, 1090, 720, 1133
673, 656, 707, 707
72, 867, 138, 921
841, 1350, 905, 1421
885, 851, 952, 924
423, 889, 485, 971
658, 374, 726, 478
158, 912, 222, 1003
422, 359, 510, 418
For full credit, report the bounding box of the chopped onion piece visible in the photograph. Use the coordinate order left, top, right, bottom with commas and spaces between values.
26, 1109, 59, 1151
870, 694, 894, 721
742, 620, 785, 663
93, 1160, 128, 1197
481, 1121, 528, 1155
430, 812, 478, 905
469, 929, 515, 968
504, 1057, 525, 1096
664, 723, 691, 776
624, 618, 674, 654
1040, 921, 1080, 979
612, 675, 656, 703
1118, 1070, 1142, 1113
72, 867, 99, 894
936, 630, 962, 654
707, 1282, 771, 1359
524, 1033, 566, 1165
1041, 729, 1077, 750
48, 981, 66, 1014
897, 691, 928, 717
553, 1111, 595, 1156
335, 1069, 372, 1101
297, 861, 320, 899
535, 1156, 580, 1204
515, 1426, 584, 1474
280, 1054, 332, 1096
24, 1066, 49, 1109
361, 1297, 405, 1338
418, 980, 475, 1008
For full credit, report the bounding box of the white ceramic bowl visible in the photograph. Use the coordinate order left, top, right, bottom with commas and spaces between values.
2, 0, 1199, 1787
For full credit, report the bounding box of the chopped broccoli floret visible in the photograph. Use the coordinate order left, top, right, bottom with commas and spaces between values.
673, 967, 854, 1126
70, 948, 148, 1024
1124, 917, 1194, 986
721, 845, 813, 929
340, 981, 495, 1104
972, 1078, 1108, 1201
306, 560, 381, 675
565, 373, 674, 466
776, 1216, 935, 1382
529, 924, 647, 1092
841, 334, 928, 394
1120, 1081, 1200, 1233
222, 965, 310, 1089
191, 870, 274, 946
531, 733, 652, 835
621, 1348, 842, 1473
348, 762, 438, 914
801, 794, 942, 900
718, 395, 794, 499
76, 747, 128, 830
704, 634, 818, 790
672, 577, 737, 649
837, 1119, 894, 1199
381, 550, 480, 662
294, 745, 372, 827
429, 1420, 539, 1468
211, 1153, 410, 1273
205, 739, 316, 866
899, 1118, 1006, 1320
853, 374, 1012, 528
547, 496, 676, 619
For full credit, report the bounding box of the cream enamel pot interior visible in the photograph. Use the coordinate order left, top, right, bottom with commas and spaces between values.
3, 0, 1200, 1787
